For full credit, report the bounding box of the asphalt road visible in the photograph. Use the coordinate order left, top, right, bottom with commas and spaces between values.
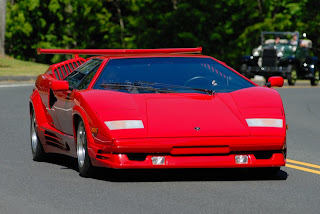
0, 84, 319, 214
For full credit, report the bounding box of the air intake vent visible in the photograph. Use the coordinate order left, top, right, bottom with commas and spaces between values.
126, 154, 148, 161
44, 131, 70, 151
252, 151, 274, 159
51, 58, 86, 80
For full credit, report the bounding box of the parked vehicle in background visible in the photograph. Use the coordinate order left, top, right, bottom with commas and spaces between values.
241, 31, 319, 86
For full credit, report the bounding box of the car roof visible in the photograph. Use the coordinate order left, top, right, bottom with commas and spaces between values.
88, 54, 210, 61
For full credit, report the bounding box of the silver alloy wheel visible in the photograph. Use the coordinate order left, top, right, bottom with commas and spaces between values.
77, 122, 86, 168
31, 114, 38, 153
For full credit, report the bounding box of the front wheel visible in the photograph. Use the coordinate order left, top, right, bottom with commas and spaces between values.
30, 110, 46, 161
310, 71, 319, 86
287, 65, 297, 86
76, 120, 94, 177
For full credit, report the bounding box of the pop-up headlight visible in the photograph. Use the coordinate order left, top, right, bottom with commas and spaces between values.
246, 118, 283, 128
105, 120, 144, 130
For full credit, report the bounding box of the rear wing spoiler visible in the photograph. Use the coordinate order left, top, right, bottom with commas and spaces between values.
38, 47, 202, 80
37, 47, 202, 56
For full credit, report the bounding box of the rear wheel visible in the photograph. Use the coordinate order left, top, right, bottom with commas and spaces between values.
310, 70, 319, 86
76, 120, 94, 177
287, 65, 297, 86
30, 110, 45, 161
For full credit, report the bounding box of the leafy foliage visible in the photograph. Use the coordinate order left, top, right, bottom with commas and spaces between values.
4, 0, 319, 68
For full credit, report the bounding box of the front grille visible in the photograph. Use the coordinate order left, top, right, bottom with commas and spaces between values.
262, 49, 277, 67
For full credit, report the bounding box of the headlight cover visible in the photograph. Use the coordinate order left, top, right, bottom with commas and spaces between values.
253, 51, 260, 57
277, 51, 283, 57
105, 120, 144, 130
246, 118, 283, 128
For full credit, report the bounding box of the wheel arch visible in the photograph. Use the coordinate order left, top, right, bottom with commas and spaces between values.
29, 90, 50, 126
29, 101, 34, 116
73, 114, 82, 136
72, 109, 96, 160
287, 57, 299, 67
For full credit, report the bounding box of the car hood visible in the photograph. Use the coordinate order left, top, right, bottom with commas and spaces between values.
145, 94, 249, 137
80, 87, 285, 138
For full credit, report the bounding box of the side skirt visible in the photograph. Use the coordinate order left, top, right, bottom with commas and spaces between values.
38, 124, 77, 158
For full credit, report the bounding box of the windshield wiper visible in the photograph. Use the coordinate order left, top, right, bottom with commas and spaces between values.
99, 82, 175, 93
135, 81, 215, 95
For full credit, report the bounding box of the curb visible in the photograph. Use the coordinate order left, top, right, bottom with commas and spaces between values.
0, 76, 37, 82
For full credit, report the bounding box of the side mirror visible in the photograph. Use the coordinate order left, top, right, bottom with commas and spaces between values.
51, 80, 70, 91
266, 76, 284, 88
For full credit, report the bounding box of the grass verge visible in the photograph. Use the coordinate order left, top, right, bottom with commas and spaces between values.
0, 56, 48, 76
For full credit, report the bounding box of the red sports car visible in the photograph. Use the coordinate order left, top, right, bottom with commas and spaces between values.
30, 47, 286, 177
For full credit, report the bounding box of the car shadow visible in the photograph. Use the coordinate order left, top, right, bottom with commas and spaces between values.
92, 168, 288, 182
41, 154, 288, 182
41, 153, 78, 171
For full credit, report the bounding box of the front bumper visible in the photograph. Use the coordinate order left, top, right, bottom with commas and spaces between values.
91, 153, 285, 169
89, 136, 286, 169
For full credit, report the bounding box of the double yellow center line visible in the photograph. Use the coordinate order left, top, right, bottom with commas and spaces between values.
286, 159, 320, 175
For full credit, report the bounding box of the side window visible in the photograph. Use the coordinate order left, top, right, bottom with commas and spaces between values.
64, 71, 85, 89
64, 59, 102, 89
77, 65, 101, 90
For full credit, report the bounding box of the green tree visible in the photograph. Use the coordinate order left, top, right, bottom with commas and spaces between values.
0, 0, 6, 55
4, 0, 320, 68
5, 0, 123, 63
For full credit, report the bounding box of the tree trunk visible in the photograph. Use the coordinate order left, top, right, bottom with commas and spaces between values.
111, 0, 125, 48
257, 0, 262, 14
172, 0, 178, 10
0, 0, 6, 56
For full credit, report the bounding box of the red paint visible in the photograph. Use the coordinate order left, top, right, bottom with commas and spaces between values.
37, 47, 202, 55
50, 58, 86, 80
268, 76, 284, 87
30, 48, 286, 171
170, 146, 230, 155
50, 80, 69, 91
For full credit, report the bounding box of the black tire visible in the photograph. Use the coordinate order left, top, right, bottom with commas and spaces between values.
30, 109, 46, 161
310, 71, 319, 86
76, 120, 94, 177
287, 64, 297, 86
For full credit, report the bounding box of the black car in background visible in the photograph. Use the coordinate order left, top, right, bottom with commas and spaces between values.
240, 31, 319, 86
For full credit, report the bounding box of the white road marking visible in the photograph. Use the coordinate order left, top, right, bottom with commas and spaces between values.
0, 83, 34, 88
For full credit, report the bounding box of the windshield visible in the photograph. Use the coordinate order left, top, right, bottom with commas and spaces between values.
262, 32, 299, 46
93, 57, 254, 93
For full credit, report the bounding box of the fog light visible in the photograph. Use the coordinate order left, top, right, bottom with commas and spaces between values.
151, 156, 165, 165
235, 155, 249, 164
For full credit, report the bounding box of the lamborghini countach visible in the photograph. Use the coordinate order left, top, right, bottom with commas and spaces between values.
30, 47, 286, 177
